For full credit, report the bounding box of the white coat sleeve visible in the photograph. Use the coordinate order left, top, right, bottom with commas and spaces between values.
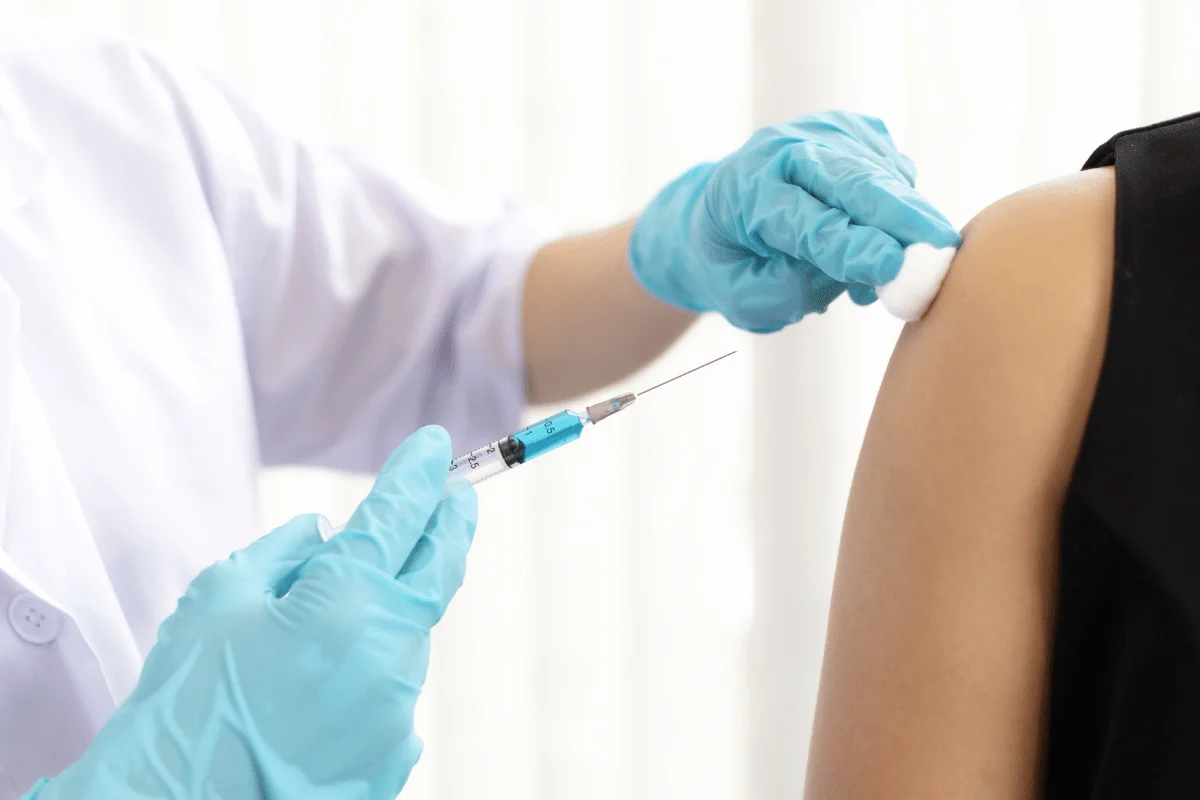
137, 48, 550, 472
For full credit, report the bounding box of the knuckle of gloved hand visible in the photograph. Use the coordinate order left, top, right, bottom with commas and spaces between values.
796, 139, 903, 191
818, 148, 880, 189
785, 144, 884, 201
719, 272, 793, 333
810, 268, 853, 309
320, 552, 387, 598
746, 122, 793, 151
716, 254, 757, 305
422, 521, 470, 573
890, 148, 918, 182
293, 555, 377, 617
829, 112, 902, 157
863, 150, 916, 187
854, 160, 911, 195
375, 709, 420, 751
149, 610, 189, 654
320, 590, 386, 654
700, 185, 741, 247
169, 586, 263, 645
846, 111, 893, 142
782, 140, 830, 178
391, 734, 425, 778
185, 559, 244, 603
707, 159, 739, 205
440, 558, 468, 598
394, 581, 446, 628
329, 529, 400, 572
727, 311, 786, 335
443, 533, 472, 571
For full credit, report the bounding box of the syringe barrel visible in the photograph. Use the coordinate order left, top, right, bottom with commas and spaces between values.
443, 436, 524, 497
511, 410, 585, 460
442, 410, 585, 498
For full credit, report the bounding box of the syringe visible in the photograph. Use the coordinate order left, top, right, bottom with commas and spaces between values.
442, 351, 736, 498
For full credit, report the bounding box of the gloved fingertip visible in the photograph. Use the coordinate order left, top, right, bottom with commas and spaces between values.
423, 425, 453, 459
412, 425, 452, 456
379, 426, 452, 477
338, 426, 456, 576
417, 424, 451, 445
924, 224, 964, 251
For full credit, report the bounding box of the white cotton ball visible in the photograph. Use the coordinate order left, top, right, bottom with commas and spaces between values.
877, 242, 958, 322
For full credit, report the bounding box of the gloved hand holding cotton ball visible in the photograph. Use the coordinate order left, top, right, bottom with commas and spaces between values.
630, 110, 961, 328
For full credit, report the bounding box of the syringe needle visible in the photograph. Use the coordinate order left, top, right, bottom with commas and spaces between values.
637, 350, 737, 397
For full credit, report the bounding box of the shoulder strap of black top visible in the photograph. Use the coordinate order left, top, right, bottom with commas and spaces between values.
1082, 110, 1200, 170
1073, 110, 1200, 643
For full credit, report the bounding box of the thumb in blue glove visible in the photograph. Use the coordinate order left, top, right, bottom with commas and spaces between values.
26, 425, 476, 800
630, 110, 961, 331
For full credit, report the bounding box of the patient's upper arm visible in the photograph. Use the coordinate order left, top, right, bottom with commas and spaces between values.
804, 168, 1115, 798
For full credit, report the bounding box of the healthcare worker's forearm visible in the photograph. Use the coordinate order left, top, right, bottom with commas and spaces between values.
522, 219, 696, 404
522, 112, 964, 403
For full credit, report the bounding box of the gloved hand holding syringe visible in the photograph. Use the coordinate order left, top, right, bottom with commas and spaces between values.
443, 350, 737, 497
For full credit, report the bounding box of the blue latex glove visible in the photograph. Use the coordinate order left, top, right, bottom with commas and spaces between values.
25, 425, 475, 800
630, 110, 962, 332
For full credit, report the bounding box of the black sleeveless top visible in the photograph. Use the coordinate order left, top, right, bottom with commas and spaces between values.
1045, 113, 1200, 797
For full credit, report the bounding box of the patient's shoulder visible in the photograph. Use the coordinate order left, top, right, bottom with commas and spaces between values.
933, 167, 1115, 349
889, 166, 1115, 505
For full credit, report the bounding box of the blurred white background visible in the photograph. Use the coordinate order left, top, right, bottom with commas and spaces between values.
5, 0, 1200, 797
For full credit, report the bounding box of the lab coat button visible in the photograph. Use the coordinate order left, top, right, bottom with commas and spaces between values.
8, 593, 61, 645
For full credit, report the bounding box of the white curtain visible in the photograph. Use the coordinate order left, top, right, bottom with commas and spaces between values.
7, 1, 1200, 797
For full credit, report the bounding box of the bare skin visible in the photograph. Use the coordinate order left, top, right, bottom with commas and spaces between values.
805, 168, 1117, 798
521, 220, 697, 403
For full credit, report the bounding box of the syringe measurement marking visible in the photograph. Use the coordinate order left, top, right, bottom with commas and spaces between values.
449, 442, 497, 472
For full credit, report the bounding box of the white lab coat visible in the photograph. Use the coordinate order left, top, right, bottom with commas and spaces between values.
0, 29, 543, 797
